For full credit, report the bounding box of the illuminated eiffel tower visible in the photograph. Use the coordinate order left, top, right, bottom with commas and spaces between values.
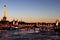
3, 4, 7, 21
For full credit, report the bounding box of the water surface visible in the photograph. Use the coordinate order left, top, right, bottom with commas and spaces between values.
0, 30, 60, 40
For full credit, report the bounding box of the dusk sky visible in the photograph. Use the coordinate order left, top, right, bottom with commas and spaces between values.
0, 0, 60, 22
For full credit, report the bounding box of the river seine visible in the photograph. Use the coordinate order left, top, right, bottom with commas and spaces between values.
0, 30, 60, 40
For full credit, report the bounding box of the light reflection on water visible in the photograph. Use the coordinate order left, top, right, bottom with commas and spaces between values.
0, 30, 60, 40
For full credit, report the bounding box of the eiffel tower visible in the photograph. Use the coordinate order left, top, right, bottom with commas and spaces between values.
3, 4, 7, 21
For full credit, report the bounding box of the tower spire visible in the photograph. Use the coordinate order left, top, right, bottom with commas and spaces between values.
4, 4, 6, 17
3, 4, 7, 21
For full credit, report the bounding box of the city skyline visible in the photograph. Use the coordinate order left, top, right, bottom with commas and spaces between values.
0, 0, 60, 22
